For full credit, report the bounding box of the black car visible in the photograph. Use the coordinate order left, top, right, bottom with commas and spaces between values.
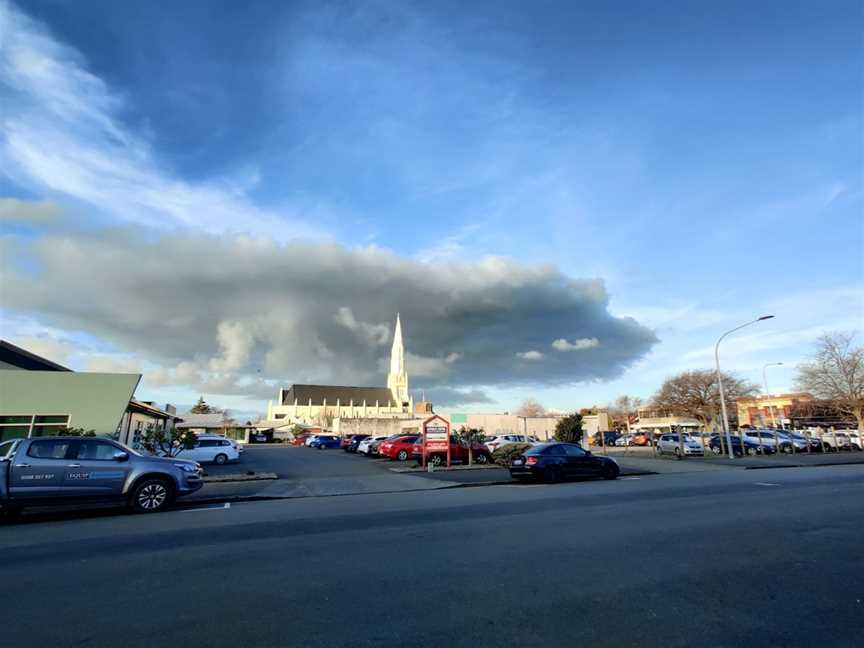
510, 443, 619, 482
345, 434, 370, 453
707, 434, 775, 456
590, 431, 621, 446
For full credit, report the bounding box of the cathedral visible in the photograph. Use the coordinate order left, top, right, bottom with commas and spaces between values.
265, 314, 416, 428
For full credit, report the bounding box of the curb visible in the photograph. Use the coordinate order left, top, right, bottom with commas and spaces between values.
743, 460, 864, 470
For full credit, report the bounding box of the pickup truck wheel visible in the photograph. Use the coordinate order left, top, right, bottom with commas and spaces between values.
130, 478, 174, 513
214, 453, 229, 464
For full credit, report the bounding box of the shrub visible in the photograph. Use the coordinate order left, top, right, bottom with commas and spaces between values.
492, 442, 532, 467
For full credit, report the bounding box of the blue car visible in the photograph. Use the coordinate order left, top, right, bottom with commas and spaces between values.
309, 435, 342, 449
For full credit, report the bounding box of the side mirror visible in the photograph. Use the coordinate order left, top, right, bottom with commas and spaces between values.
113, 451, 129, 462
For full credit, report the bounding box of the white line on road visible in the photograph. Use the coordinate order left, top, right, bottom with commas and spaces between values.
620, 477, 642, 480
177, 503, 232, 513
755, 482, 780, 487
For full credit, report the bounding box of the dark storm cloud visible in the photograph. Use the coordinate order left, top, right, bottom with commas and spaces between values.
2, 228, 657, 394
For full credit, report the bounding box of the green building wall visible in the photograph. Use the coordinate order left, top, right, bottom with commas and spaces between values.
0, 371, 141, 440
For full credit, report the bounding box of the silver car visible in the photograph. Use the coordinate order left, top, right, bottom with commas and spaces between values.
1, 436, 204, 515
656, 433, 704, 457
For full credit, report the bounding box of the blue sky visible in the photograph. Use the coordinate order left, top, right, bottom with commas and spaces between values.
1, 0, 862, 419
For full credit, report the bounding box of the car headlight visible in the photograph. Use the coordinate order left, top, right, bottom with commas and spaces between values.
174, 463, 198, 473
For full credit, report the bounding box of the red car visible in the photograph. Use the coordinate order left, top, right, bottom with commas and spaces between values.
378, 435, 419, 460
410, 436, 492, 466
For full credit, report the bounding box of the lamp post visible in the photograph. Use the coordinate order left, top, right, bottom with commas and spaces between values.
762, 362, 783, 428
715, 315, 775, 459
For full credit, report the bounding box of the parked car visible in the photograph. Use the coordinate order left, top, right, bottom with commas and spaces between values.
173, 435, 240, 465
845, 431, 863, 451
0, 436, 203, 515
629, 432, 651, 446
773, 431, 812, 453
357, 435, 388, 455
656, 433, 704, 457
410, 436, 492, 466
509, 443, 619, 482
292, 433, 312, 446
708, 434, 776, 456
740, 429, 781, 452
590, 431, 621, 446
343, 434, 370, 452
614, 435, 630, 447
304, 435, 320, 447
309, 435, 342, 449
484, 434, 533, 453
819, 431, 853, 452
346, 435, 371, 453
378, 435, 419, 460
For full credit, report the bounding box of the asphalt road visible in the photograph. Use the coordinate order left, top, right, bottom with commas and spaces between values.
205, 444, 409, 479
3, 465, 864, 647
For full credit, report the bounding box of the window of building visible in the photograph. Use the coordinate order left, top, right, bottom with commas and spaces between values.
0, 414, 70, 439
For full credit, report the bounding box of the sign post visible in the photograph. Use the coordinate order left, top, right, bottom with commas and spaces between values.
422, 414, 451, 469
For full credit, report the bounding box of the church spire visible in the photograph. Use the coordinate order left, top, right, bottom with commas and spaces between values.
387, 313, 410, 407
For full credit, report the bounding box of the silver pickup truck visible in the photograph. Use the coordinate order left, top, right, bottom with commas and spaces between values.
0, 436, 203, 516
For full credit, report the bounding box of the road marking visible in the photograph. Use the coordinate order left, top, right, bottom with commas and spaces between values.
755, 482, 780, 487
620, 477, 641, 480
177, 502, 231, 513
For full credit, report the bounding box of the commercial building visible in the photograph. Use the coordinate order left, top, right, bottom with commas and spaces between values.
116, 400, 182, 449
444, 411, 611, 443
630, 409, 702, 434
736, 393, 815, 428
0, 340, 141, 442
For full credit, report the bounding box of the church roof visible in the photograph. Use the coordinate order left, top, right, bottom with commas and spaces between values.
282, 384, 397, 407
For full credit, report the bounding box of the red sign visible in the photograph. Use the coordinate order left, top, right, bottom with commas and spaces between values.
422, 415, 451, 468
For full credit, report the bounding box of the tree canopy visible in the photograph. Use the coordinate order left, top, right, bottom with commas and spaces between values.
190, 396, 214, 414
796, 331, 863, 430
554, 413, 584, 444
516, 398, 546, 417
651, 369, 757, 431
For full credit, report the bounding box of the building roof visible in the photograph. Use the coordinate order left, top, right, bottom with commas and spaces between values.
127, 399, 181, 420
0, 340, 72, 372
282, 384, 397, 407
176, 413, 227, 429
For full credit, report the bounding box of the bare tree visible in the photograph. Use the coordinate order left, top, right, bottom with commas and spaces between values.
609, 395, 644, 430
795, 331, 864, 431
516, 398, 546, 417
652, 369, 757, 431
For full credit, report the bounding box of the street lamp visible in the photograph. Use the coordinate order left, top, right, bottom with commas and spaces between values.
762, 362, 783, 428
715, 315, 775, 459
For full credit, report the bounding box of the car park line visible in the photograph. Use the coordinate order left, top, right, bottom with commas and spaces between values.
755, 482, 780, 487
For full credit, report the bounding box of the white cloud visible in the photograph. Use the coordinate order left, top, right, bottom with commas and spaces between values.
0, 1, 320, 238
209, 321, 256, 372
0, 198, 62, 224
552, 337, 599, 351
516, 350, 544, 360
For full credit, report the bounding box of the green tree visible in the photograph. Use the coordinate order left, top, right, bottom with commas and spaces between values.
190, 396, 214, 414
456, 426, 486, 465
141, 425, 197, 458
554, 413, 584, 444
58, 427, 96, 437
